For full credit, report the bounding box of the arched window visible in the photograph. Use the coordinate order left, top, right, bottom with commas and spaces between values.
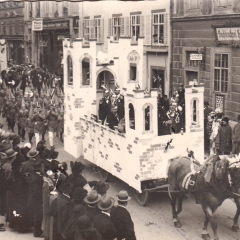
191, 98, 199, 125
145, 106, 150, 131
129, 103, 135, 130
82, 57, 90, 85
67, 55, 73, 85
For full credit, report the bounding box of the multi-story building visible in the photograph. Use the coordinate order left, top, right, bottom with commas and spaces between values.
171, 0, 240, 121
0, 1, 24, 67
24, 1, 79, 73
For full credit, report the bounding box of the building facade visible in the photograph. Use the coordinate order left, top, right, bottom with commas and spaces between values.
24, 1, 79, 73
0, 1, 24, 67
171, 0, 240, 121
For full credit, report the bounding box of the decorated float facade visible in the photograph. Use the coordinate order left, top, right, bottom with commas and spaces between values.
63, 1, 204, 202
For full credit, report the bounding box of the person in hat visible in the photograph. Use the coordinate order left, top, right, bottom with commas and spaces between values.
84, 190, 101, 220
219, 117, 232, 155
94, 181, 109, 196
93, 194, 117, 240
57, 109, 64, 143
68, 161, 87, 199
72, 187, 88, 206
162, 102, 180, 135
43, 149, 60, 174
75, 215, 101, 240
21, 150, 39, 179
204, 100, 212, 153
2, 148, 18, 180
209, 111, 223, 155
107, 105, 119, 130
98, 88, 111, 125
20, 142, 31, 162
46, 104, 59, 149
8, 158, 30, 233
26, 103, 35, 145
31, 103, 46, 146
17, 101, 29, 142
111, 190, 136, 240
232, 115, 240, 155
62, 205, 87, 240
28, 161, 44, 237
177, 83, 185, 108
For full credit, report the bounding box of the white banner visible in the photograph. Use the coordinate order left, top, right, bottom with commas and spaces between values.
190, 53, 202, 61
32, 19, 43, 31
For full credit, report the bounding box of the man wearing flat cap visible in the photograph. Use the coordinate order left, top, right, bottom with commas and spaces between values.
93, 194, 117, 240
232, 115, 240, 155
111, 190, 136, 240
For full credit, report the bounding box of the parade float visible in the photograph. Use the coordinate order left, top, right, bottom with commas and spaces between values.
63, 37, 204, 205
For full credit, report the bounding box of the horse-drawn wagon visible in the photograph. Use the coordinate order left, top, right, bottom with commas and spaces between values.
63, 38, 205, 206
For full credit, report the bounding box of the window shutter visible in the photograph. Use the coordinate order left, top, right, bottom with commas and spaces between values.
90, 19, 94, 39
99, 18, 104, 42
164, 13, 168, 45
139, 15, 144, 38
120, 17, 124, 37
108, 18, 112, 37
144, 15, 151, 45
79, 19, 83, 38
124, 17, 130, 37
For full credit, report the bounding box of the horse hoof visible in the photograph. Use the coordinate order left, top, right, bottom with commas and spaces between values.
174, 221, 182, 228
232, 225, 239, 232
202, 233, 210, 240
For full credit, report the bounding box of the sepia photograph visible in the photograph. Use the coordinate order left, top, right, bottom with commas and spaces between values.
0, 0, 240, 239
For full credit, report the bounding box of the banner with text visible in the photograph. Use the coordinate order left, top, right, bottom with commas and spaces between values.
216, 27, 240, 42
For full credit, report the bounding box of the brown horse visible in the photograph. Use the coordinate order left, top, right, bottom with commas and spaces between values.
168, 156, 233, 240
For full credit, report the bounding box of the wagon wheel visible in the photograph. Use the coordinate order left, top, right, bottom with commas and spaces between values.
133, 185, 149, 206
98, 167, 111, 182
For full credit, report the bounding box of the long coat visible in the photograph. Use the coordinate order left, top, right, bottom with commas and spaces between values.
93, 212, 117, 240
219, 124, 232, 153
232, 122, 240, 154
18, 109, 29, 128
110, 206, 136, 240
46, 111, 59, 132
31, 113, 46, 134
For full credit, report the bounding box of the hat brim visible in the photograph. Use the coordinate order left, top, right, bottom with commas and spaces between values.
84, 194, 102, 204
115, 196, 131, 202
97, 198, 114, 211
4, 151, 18, 159
27, 151, 39, 158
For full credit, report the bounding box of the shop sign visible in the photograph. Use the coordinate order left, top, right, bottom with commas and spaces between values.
43, 20, 69, 30
32, 18, 43, 31
216, 27, 240, 41
190, 53, 202, 61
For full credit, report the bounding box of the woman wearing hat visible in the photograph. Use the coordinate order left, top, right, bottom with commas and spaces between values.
111, 190, 136, 240
233, 115, 240, 155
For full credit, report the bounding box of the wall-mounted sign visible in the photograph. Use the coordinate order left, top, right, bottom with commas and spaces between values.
216, 27, 240, 41
43, 20, 69, 30
32, 18, 43, 31
190, 53, 202, 61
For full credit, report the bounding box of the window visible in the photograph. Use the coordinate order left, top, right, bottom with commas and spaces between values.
129, 103, 135, 130
145, 106, 150, 131
189, 0, 199, 9
130, 64, 137, 81
94, 18, 101, 40
84, 19, 90, 41
131, 15, 140, 39
214, 53, 228, 93
82, 58, 90, 86
113, 17, 121, 41
218, 0, 229, 6
67, 55, 73, 85
153, 13, 164, 44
